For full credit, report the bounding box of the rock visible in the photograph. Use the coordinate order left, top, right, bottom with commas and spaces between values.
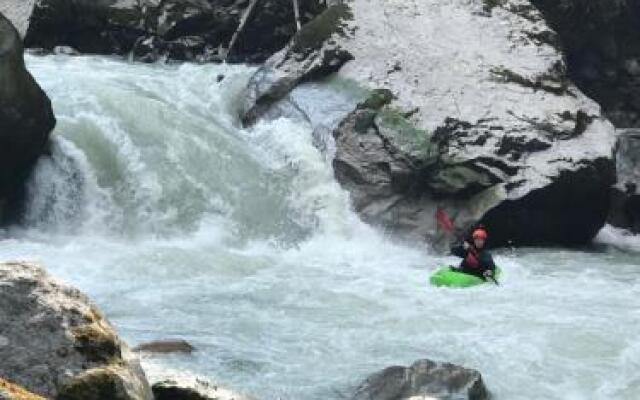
17, 0, 326, 63
352, 359, 489, 400
132, 340, 195, 354
529, 0, 640, 127
608, 129, 640, 232
151, 378, 248, 400
243, 0, 616, 247
53, 45, 80, 56
0, 261, 153, 400
0, 0, 36, 37
0, 12, 55, 223
0, 378, 46, 400
241, 3, 354, 125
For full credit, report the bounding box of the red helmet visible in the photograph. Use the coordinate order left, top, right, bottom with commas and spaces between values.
472, 228, 488, 240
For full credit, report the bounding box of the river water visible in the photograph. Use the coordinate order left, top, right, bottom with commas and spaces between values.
2, 55, 639, 399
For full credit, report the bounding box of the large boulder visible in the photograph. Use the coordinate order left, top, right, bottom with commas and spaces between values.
17, 0, 325, 62
0, 12, 55, 223
0, 261, 153, 400
608, 129, 640, 232
241, 0, 616, 247
352, 359, 489, 400
530, 0, 640, 128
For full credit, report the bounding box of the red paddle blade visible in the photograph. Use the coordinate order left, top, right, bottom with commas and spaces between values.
436, 208, 455, 232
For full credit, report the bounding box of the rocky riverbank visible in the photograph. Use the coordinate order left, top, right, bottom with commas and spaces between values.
3, 1, 637, 245
1, 0, 326, 63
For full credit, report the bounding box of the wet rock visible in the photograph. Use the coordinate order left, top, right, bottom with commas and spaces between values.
151, 377, 248, 400
19, 0, 326, 63
608, 129, 640, 233
241, 3, 354, 125
53, 45, 80, 56
0, 12, 56, 223
244, 0, 616, 247
0, 261, 153, 400
133, 340, 195, 354
352, 359, 489, 400
0, 378, 46, 400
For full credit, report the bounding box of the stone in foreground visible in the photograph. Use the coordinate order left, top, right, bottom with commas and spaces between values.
352, 359, 488, 400
0, 261, 153, 400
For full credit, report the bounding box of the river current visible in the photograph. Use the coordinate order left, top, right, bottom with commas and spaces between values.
2, 55, 639, 399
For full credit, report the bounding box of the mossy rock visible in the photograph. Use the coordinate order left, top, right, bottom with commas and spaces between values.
358, 89, 394, 110
290, 3, 353, 54
0, 378, 46, 400
374, 108, 436, 164
56, 366, 143, 400
71, 318, 121, 363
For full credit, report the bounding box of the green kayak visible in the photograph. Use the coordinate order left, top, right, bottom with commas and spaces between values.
430, 266, 502, 288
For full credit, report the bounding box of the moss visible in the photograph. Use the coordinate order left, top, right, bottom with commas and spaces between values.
0, 379, 46, 400
358, 89, 394, 110
375, 108, 436, 164
56, 367, 128, 400
290, 3, 353, 54
71, 320, 121, 363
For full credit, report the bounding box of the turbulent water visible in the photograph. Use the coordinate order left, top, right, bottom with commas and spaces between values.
2, 55, 640, 399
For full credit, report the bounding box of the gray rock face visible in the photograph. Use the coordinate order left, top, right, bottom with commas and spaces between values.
0, 261, 153, 400
0, 12, 55, 223
608, 129, 640, 232
530, 0, 640, 128
242, 0, 617, 247
0, 0, 36, 37
17, 0, 326, 63
352, 359, 488, 400
242, 3, 354, 125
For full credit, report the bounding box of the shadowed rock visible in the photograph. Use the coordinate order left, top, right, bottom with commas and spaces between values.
352, 359, 489, 400
608, 129, 640, 232
0, 12, 55, 223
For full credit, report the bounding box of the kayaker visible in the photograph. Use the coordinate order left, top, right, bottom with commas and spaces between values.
450, 226, 496, 280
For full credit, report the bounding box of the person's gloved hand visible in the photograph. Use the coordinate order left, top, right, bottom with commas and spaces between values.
463, 241, 471, 250
483, 270, 493, 278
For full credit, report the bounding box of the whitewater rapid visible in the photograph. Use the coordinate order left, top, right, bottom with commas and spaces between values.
1, 55, 639, 399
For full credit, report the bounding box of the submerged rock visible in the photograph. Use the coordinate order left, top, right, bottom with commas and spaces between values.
0, 261, 153, 400
242, 0, 616, 247
352, 359, 488, 400
0, 12, 55, 224
17, 0, 326, 63
133, 339, 195, 354
609, 129, 640, 233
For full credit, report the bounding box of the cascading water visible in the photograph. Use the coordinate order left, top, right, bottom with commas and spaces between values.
2, 54, 639, 400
